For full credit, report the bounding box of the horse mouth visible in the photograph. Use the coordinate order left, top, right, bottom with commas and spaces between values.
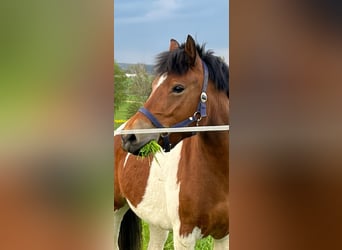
130, 148, 141, 156
121, 133, 159, 155
121, 137, 144, 155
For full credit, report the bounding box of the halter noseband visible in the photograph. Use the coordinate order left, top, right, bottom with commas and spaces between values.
138, 61, 209, 152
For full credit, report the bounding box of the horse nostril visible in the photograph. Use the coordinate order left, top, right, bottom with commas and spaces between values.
122, 134, 137, 144
127, 134, 137, 142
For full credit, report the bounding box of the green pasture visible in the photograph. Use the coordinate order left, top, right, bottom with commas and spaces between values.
114, 101, 129, 129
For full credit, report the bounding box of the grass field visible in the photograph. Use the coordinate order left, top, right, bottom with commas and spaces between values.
114, 102, 130, 129
115, 103, 213, 249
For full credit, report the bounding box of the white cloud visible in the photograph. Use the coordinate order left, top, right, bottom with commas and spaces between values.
115, 47, 229, 66
116, 0, 183, 24
145, 0, 181, 19
214, 48, 229, 64
115, 49, 156, 64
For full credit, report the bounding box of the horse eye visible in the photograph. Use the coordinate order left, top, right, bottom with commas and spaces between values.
172, 85, 185, 93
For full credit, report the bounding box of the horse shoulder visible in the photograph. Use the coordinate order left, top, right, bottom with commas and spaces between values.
114, 135, 152, 208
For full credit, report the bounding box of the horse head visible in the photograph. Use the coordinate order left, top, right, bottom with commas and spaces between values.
121, 35, 229, 155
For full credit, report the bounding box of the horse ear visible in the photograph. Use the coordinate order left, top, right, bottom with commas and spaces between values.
184, 35, 197, 66
169, 39, 180, 51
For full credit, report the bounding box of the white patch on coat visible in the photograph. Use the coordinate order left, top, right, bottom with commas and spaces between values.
115, 121, 127, 132
149, 73, 168, 97
147, 224, 169, 250
156, 73, 168, 88
123, 153, 130, 168
127, 141, 183, 230
173, 226, 203, 249
213, 235, 229, 250
114, 205, 129, 250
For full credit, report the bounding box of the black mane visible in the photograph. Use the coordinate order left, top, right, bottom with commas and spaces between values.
155, 43, 229, 96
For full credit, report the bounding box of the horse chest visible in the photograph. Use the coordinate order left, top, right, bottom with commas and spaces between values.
127, 142, 184, 230
176, 144, 229, 238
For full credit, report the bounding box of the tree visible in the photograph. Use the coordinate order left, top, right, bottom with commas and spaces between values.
126, 64, 153, 119
114, 62, 129, 111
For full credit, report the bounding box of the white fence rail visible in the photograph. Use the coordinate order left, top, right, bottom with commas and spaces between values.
114, 125, 229, 136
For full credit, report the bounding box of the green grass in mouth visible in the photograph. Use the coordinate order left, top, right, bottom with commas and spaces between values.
138, 140, 162, 158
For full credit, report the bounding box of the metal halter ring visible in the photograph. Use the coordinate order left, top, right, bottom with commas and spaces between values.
193, 111, 202, 126
161, 132, 169, 137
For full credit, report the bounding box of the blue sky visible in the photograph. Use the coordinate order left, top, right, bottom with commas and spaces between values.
114, 0, 229, 64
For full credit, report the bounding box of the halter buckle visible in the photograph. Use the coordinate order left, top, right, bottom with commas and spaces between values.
200, 92, 207, 103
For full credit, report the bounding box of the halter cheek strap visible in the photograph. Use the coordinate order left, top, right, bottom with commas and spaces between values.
198, 61, 209, 118
138, 61, 209, 152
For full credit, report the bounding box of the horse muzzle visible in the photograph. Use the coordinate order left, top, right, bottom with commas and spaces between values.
121, 133, 159, 155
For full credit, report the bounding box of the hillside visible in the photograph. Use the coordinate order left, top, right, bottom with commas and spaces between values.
118, 63, 155, 75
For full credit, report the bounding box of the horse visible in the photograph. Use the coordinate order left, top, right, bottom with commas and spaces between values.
114, 34, 229, 250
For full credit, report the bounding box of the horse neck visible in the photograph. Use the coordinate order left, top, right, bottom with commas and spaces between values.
196, 83, 229, 161
200, 82, 229, 134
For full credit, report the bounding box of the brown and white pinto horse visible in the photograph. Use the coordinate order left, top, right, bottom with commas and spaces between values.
114, 35, 229, 250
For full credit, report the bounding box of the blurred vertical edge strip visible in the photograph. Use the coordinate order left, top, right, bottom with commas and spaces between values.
0, 0, 114, 250
231, 0, 342, 250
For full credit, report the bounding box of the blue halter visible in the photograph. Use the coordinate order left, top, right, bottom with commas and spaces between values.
138, 61, 209, 152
